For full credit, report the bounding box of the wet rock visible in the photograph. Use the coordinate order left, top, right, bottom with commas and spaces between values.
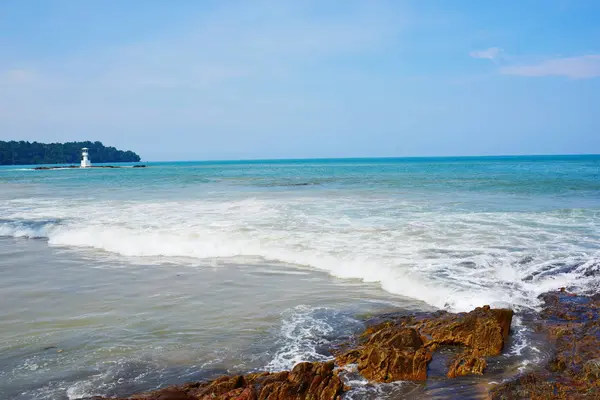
584, 358, 600, 380
414, 305, 513, 356
33, 165, 78, 170
490, 291, 600, 399
336, 306, 513, 382
447, 350, 487, 378
138, 388, 197, 400
32, 165, 139, 170
93, 361, 344, 400
87, 306, 517, 398
336, 326, 432, 381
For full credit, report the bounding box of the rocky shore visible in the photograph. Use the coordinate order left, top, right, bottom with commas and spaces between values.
88, 290, 599, 400
490, 289, 600, 399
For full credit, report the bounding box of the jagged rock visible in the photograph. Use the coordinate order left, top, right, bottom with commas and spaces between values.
584, 358, 600, 381
490, 291, 600, 399
336, 306, 513, 382
446, 350, 487, 378
86, 306, 516, 398
417, 306, 513, 356
93, 361, 344, 400
336, 326, 431, 382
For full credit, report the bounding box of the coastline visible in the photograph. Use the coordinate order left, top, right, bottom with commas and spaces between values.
2, 157, 599, 399
33, 165, 147, 170
87, 289, 600, 400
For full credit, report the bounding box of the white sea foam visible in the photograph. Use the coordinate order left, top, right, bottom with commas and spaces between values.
265, 305, 364, 373
342, 376, 406, 400
65, 358, 159, 400
1, 195, 599, 313
266, 306, 336, 371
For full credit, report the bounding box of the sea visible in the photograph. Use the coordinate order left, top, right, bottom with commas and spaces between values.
1, 156, 599, 399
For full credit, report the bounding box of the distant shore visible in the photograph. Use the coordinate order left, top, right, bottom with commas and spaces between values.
33, 165, 147, 170
0, 140, 141, 165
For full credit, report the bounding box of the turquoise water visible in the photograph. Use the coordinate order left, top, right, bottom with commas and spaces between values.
1, 156, 599, 399
3, 156, 600, 207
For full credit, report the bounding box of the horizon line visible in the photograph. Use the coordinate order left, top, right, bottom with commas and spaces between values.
145, 153, 600, 163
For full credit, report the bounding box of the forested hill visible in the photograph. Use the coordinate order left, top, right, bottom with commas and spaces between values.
0, 141, 141, 165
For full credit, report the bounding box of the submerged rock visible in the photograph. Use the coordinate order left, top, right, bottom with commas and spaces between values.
33, 165, 147, 170
335, 305, 513, 382
490, 291, 600, 399
33, 165, 78, 170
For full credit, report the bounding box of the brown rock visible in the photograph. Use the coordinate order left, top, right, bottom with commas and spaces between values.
447, 350, 487, 378
490, 291, 600, 399
584, 358, 600, 381
350, 344, 431, 382
342, 327, 431, 381
134, 388, 196, 400
95, 361, 344, 400
336, 306, 512, 383
414, 306, 513, 356
87, 305, 516, 398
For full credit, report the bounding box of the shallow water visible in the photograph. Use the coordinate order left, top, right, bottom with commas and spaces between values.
1, 156, 599, 399
1, 238, 427, 399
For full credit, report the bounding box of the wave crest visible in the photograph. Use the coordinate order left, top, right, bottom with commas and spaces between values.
2, 197, 599, 313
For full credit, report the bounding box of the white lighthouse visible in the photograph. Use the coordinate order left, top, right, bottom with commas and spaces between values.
80, 148, 92, 168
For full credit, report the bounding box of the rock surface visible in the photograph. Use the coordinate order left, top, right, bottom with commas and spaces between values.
86, 306, 514, 400
335, 326, 432, 382
447, 350, 487, 378
76, 292, 600, 399
490, 290, 600, 399
90, 361, 345, 400
335, 305, 513, 382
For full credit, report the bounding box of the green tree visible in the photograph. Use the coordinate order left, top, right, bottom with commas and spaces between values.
0, 141, 141, 165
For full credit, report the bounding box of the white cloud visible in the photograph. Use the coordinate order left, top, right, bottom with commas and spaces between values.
500, 55, 600, 79
469, 47, 503, 62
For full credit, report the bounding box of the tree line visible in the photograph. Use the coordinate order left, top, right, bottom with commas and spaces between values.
0, 141, 141, 165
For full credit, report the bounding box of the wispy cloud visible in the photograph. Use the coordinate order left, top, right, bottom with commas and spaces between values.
469, 47, 503, 62
500, 55, 600, 79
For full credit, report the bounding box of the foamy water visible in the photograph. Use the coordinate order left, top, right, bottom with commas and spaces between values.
2, 191, 598, 312
1, 157, 599, 399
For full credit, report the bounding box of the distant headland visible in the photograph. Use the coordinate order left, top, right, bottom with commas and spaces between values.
33, 164, 147, 170
0, 140, 141, 165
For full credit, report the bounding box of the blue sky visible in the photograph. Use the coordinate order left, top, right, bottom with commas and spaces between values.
1, 0, 599, 160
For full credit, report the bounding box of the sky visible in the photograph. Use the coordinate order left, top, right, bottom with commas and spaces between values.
1, 0, 599, 161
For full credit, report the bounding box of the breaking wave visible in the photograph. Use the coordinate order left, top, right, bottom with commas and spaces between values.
0, 219, 61, 239
1, 196, 599, 313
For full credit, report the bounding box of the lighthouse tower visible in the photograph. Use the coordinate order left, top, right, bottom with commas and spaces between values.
80, 148, 92, 168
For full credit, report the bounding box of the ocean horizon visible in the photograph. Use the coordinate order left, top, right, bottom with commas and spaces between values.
4, 153, 600, 166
